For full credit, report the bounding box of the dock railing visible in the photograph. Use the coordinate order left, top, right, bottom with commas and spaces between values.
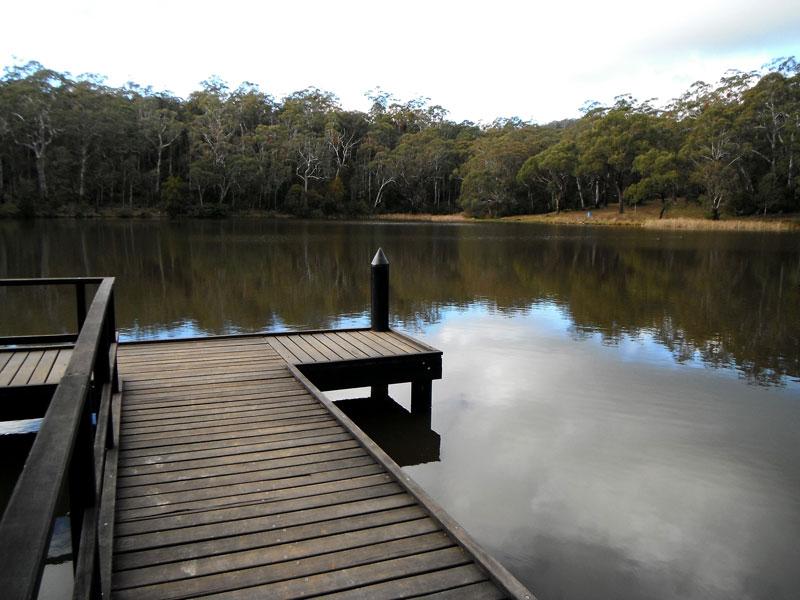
0, 277, 119, 600
0, 277, 104, 346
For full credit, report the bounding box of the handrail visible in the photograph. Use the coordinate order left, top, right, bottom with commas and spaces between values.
0, 277, 117, 600
0, 277, 105, 286
0, 277, 108, 335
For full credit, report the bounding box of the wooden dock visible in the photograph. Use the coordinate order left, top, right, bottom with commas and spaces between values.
0, 260, 535, 600
111, 332, 529, 599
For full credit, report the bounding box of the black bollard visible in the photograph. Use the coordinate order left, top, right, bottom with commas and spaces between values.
371, 248, 390, 331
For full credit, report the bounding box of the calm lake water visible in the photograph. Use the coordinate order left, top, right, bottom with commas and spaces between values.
1, 218, 799, 600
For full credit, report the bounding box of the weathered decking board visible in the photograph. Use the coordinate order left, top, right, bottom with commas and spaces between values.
114, 333, 528, 599
264, 330, 429, 364
0, 347, 73, 386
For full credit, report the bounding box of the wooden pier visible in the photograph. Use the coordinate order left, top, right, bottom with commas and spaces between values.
0, 254, 535, 600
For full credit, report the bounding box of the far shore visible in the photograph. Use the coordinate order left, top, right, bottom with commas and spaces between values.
2, 202, 799, 232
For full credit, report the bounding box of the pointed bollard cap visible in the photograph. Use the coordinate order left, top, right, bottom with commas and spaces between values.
371, 248, 389, 266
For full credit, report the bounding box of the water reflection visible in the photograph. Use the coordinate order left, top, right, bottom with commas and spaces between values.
1, 219, 798, 386
2, 219, 800, 600
408, 306, 800, 600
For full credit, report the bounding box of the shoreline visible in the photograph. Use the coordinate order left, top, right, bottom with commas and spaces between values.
369, 209, 800, 231
2, 205, 799, 232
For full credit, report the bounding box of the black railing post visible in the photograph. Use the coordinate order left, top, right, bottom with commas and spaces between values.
68, 401, 96, 568
108, 290, 119, 393
370, 248, 389, 332
76, 283, 87, 333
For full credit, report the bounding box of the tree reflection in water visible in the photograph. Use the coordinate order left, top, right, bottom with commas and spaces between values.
1, 219, 796, 386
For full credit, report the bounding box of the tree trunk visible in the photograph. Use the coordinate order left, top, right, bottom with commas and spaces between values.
35, 153, 47, 198
615, 178, 624, 214
79, 145, 88, 201
576, 176, 585, 210
155, 147, 162, 196
594, 178, 600, 208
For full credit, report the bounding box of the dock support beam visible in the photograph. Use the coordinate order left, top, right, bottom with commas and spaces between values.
411, 379, 432, 429
370, 384, 388, 400
371, 248, 389, 332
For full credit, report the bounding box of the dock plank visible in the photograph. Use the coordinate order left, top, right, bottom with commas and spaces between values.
28, 349, 60, 385
0, 352, 12, 372
276, 335, 314, 363
292, 335, 329, 361
322, 332, 370, 358
0, 352, 27, 385
310, 333, 352, 359
45, 349, 72, 384
9, 351, 43, 386
333, 331, 383, 357
116, 471, 392, 522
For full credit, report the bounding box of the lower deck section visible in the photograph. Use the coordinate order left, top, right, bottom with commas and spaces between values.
0, 346, 72, 387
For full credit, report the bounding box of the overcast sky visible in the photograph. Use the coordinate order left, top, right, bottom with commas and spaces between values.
2, 0, 799, 123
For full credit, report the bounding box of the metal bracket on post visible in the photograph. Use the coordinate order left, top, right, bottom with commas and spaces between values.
371, 248, 389, 332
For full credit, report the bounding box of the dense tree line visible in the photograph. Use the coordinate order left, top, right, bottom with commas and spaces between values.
0, 58, 798, 218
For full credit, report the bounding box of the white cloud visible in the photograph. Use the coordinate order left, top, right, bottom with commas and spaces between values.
2, 0, 798, 122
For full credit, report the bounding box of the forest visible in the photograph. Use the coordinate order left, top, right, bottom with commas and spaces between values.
0, 58, 798, 219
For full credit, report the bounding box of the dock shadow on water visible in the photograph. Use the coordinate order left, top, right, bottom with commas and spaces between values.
1, 219, 799, 600
334, 393, 441, 468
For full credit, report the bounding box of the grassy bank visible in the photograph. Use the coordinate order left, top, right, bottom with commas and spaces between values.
499, 203, 800, 231
370, 203, 800, 231
368, 213, 470, 223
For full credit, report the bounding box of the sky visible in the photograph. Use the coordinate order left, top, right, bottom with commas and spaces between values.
2, 0, 799, 124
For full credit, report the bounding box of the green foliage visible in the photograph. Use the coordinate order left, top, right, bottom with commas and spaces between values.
460, 127, 556, 216
162, 176, 189, 217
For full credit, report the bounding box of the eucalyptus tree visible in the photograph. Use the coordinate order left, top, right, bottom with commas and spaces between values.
1, 62, 63, 199
739, 63, 800, 213
188, 80, 239, 204
137, 93, 183, 197
517, 140, 576, 213
681, 101, 744, 219
254, 123, 292, 210
460, 125, 557, 216
578, 97, 661, 213
677, 74, 756, 219
627, 149, 682, 217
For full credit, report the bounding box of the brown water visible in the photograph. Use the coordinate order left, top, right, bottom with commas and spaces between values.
1, 219, 799, 600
